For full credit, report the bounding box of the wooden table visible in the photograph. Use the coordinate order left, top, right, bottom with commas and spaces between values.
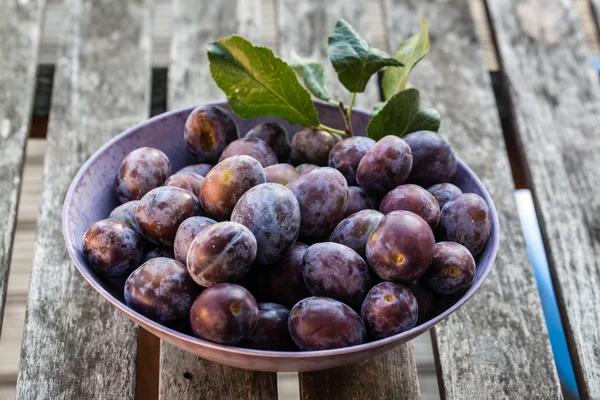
1, 0, 599, 398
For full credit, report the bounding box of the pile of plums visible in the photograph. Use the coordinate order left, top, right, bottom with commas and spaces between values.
82, 104, 491, 351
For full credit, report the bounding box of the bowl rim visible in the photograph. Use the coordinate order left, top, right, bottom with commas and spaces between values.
62, 100, 500, 360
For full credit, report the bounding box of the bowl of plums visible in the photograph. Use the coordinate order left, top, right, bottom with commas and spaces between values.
62, 20, 498, 372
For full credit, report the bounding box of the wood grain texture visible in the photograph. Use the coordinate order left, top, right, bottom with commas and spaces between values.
160, 2, 277, 399
382, 0, 563, 398
16, 0, 153, 398
299, 345, 420, 400
0, 0, 45, 336
275, 1, 420, 398
275, 0, 381, 109
486, 0, 600, 397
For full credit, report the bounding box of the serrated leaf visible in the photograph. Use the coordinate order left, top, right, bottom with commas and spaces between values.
328, 19, 403, 93
289, 51, 330, 101
371, 101, 386, 117
382, 17, 431, 100
367, 88, 440, 140
207, 36, 319, 127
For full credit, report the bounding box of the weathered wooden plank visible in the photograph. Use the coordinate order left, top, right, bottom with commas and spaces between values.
159, 1, 277, 399
16, 0, 154, 398
486, 0, 600, 397
0, 0, 45, 336
275, 1, 420, 398
382, 0, 563, 398
275, 0, 380, 109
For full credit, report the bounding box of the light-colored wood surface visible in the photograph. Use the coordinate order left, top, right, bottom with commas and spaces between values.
382, 0, 563, 398
0, 0, 45, 335
487, 0, 600, 397
15, 0, 154, 397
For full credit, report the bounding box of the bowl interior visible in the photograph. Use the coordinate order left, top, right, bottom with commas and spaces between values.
63, 101, 499, 370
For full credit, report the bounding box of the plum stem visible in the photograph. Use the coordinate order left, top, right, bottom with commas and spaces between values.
317, 124, 346, 136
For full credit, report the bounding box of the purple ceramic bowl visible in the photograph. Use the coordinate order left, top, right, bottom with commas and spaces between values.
62, 101, 499, 372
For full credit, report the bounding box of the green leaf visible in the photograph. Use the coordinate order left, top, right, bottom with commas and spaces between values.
289, 51, 330, 101
328, 19, 403, 93
367, 88, 440, 140
382, 17, 431, 100
207, 36, 319, 127
371, 101, 386, 117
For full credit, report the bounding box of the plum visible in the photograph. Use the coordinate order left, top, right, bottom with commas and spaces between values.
288, 297, 366, 350
290, 127, 340, 166
296, 163, 319, 174
404, 131, 457, 186
245, 122, 290, 162
109, 200, 144, 236
366, 210, 435, 281
142, 247, 174, 263
164, 172, 204, 198
186, 222, 257, 287
252, 242, 311, 309
184, 105, 239, 162
173, 216, 216, 265
328, 136, 376, 185
424, 241, 476, 294
438, 193, 491, 256
404, 280, 435, 324
286, 167, 348, 237
380, 184, 440, 229
302, 243, 371, 308
427, 183, 462, 209
199, 155, 265, 220
177, 163, 213, 176
345, 186, 379, 217
264, 163, 298, 185
136, 186, 201, 247
231, 183, 301, 264
241, 303, 295, 350
219, 137, 278, 167
124, 257, 200, 326
190, 283, 258, 345
361, 282, 418, 339
82, 219, 143, 278
329, 210, 383, 259
356, 135, 412, 196
114, 147, 171, 203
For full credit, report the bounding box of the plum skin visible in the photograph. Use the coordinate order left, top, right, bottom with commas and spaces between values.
124, 257, 201, 326
114, 147, 172, 203
241, 303, 295, 350
82, 219, 143, 278
186, 221, 257, 287
301, 242, 371, 308
251, 242, 311, 309
109, 200, 144, 237
286, 167, 348, 237
184, 105, 239, 162
142, 247, 174, 263
296, 163, 318, 174
290, 127, 340, 166
361, 282, 418, 339
245, 122, 290, 162
329, 210, 384, 259
199, 155, 266, 220
437, 193, 492, 256
366, 210, 435, 281
288, 297, 366, 350
264, 163, 298, 185
404, 130, 457, 186
177, 163, 213, 176
219, 137, 278, 167
190, 283, 258, 345
328, 136, 376, 185
231, 183, 301, 264
424, 241, 476, 294
380, 184, 440, 229
164, 172, 205, 198
356, 135, 413, 196
173, 216, 216, 265
404, 280, 435, 324
427, 183, 462, 209
345, 186, 379, 217
135, 186, 201, 247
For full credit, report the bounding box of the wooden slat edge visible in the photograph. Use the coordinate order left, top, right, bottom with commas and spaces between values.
0, 0, 46, 335
159, 1, 278, 398
486, 0, 600, 397
16, 0, 154, 398
382, 0, 563, 398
